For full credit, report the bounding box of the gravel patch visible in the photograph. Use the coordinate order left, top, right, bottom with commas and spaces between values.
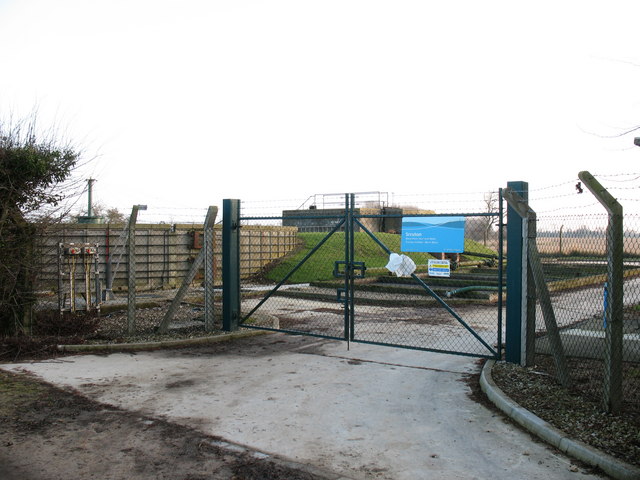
491, 356, 640, 468
90, 303, 224, 344
0, 303, 224, 362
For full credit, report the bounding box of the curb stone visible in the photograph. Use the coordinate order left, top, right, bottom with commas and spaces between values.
480, 360, 640, 480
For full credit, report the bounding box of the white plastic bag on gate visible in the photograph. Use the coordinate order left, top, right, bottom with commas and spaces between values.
385, 253, 402, 273
396, 255, 416, 277
385, 253, 416, 277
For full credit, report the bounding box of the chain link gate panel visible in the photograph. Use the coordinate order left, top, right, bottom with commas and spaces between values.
229, 194, 503, 359
237, 206, 350, 340
348, 193, 503, 358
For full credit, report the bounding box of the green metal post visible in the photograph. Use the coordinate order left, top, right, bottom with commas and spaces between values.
505, 181, 528, 364
343, 194, 351, 343
504, 188, 570, 384
348, 193, 356, 342
223, 199, 241, 332
497, 189, 504, 360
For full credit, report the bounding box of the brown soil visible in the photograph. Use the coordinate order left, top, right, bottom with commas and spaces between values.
0, 370, 327, 480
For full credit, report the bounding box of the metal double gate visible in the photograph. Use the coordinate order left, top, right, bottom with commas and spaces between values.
223, 194, 503, 359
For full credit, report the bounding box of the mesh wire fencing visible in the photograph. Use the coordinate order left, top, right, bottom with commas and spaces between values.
349, 212, 502, 357
30, 182, 640, 411
238, 192, 504, 357
34, 206, 224, 340
534, 211, 640, 412
18, 179, 640, 419
239, 209, 347, 340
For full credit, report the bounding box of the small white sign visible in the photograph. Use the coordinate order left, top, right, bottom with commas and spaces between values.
428, 259, 451, 277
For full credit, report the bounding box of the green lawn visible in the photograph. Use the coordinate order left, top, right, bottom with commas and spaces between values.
264, 231, 497, 284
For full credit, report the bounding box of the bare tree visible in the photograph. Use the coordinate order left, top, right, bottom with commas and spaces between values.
481, 191, 499, 246
79, 202, 126, 224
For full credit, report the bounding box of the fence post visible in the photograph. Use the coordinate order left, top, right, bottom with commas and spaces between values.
525, 214, 537, 366
103, 225, 115, 301
203, 207, 217, 332
127, 204, 147, 335
503, 188, 570, 385
578, 171, 623, 414
505, 181, 528, 364
157, 206, 218, 333
223, 199, 240, 332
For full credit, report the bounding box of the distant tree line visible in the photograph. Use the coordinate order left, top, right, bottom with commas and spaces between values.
538, 227, 640, 238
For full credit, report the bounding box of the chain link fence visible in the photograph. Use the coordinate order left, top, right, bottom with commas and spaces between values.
26, 183, 640, 413
530, 174, 640, 414
33, 204, 304, 342
533, 212, 640, 412
237, 192, 504, 357
34, 206, 224, 341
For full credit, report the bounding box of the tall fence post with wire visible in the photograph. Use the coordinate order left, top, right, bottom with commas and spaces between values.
158, 206, 218, 334
578, 171, 624, 414
127, 204, 147, 335
529, 172, 639, 415
503, 187, 570, 386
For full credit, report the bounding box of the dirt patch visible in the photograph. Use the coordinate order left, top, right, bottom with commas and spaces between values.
165, 378, 197, 389
0, 369, 334, 479
0, 304, 221, 363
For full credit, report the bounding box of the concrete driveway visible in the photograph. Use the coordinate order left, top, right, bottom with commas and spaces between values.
2, 334, 606, 480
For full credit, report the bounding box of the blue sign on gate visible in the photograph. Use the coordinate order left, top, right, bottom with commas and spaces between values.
401, 216, 465, 253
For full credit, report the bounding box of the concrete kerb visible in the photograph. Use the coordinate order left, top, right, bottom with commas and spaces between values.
480, 360, 640, 480
57, 329, 269, 353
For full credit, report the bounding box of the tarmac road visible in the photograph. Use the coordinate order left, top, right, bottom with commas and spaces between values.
3, 333, 607, 480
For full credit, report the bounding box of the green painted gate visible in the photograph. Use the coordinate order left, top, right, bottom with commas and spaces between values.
223, 193, 503, 359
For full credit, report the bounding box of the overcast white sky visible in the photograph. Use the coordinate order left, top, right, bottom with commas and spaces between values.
1, 0, 639, 219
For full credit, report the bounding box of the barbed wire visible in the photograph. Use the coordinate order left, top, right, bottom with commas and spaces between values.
529, 180, 577, 192
592, 172, 640, 181
606, 185, 640, 191
536, 202, 603, 214
76, 173, 640, 222
150, 205, 215, 211
531, 192, 584, 202
537, 213, 609, 220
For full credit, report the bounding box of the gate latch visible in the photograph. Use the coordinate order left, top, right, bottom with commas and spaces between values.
333, 261, 367, 279
351, 261, 366, 278
333, 261, 347, 278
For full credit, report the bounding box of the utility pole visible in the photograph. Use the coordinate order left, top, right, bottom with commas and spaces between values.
87, 178, 96, 217
78, 178, 102, 224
